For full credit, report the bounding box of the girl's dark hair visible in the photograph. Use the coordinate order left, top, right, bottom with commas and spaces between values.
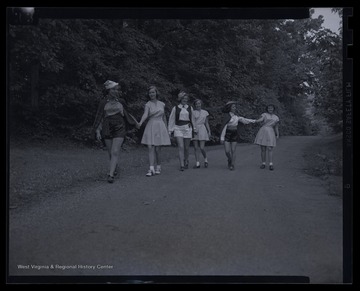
147, 85, 159, 99
222, 103, 233, 113
193, 99, 202, 106
266, 104, 276, 113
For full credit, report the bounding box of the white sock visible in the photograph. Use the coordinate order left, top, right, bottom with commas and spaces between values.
150, 166, 155, 171
156, 165, 161, 171
204, 158, 208, 163
262, 162, 266, 165
196, 161, 200, 166
269, 162, 273, 166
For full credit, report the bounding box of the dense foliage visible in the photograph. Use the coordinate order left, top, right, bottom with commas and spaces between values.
8, 10, 343, 145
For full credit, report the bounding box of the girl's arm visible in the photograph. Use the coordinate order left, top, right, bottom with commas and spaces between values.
127, 112, 138, 126
162, 113, 168, 128
138, 103, 150, 127
220, 124, 227, 143
93, 100, 105, 133
190, 107, 197, 133
274, 123, 279, 138
95, 120, 103, 141
95, 118, 103, 133
168, 106, 176, 134
205, 116, 211, 137
238, 116, 256, 125
255, 114, 265, 123
220, 114, 230, 143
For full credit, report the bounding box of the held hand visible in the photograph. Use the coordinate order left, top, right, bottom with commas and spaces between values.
276, 135, 279, 139
136, 122, 141, 129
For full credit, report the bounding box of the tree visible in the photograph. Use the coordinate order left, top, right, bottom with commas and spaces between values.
8, 15, 342, 143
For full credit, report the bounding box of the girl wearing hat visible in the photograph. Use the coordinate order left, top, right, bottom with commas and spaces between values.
192, 99, 211, 168
220, 101, 256, 171
93, 80, 137, 183
137, 86, 171, 177
254, 104, 280, 170
168, 91, 197, 171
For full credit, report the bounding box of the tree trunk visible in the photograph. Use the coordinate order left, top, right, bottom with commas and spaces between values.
30, 62, 39, 110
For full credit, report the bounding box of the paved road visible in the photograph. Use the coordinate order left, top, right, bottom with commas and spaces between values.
8, 136, 343, 283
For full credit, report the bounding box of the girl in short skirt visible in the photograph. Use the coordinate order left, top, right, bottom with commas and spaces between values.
220, 101, 256, 171
168, 91, 197, 171
93, 80, 137, 183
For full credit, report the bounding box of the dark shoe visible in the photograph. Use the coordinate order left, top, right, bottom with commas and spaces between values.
107, 175, 115, 183
180, 166, 185, 171
227, 159, 231, 169
260, 164, 266, 169
269, 165, 274, 171
204, 162, 208, 168
193, 164, 200, 169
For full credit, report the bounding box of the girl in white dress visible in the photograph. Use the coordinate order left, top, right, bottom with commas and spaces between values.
137, 86, 171, 176
254, 104, 280, 170
192, 99, 211, 168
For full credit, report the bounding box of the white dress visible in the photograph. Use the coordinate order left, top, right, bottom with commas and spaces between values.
254, 113, 279, 147
192, 109, 210, 141
141, 101, 171, 146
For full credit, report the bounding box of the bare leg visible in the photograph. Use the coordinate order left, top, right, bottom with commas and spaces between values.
199, 141, 206, 159
109, 137, 124, 177
268, 146, 273, 164
260, 145, 266, 164
176, 137, 185, 167
148, 145, 155, 168
200, 141, 208, 167
224, 141, 232, 168
184, 138, 191, 167
193, 140, 200, 164
104, 139, 113, 160
230, 142, 237, 168
155, 146, 161, 167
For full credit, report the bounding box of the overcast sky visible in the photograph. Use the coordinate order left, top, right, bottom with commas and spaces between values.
311, 8, 341, 34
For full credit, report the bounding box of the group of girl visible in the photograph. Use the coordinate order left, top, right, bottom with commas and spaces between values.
93, 80, 279, 183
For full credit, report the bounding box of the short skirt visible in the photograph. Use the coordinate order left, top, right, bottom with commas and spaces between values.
174, 124, 192, 139
224, 128, 238, 143
102, 114, 126, 139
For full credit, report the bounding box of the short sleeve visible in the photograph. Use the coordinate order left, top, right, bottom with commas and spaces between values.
145, 102, 151, 110
203, 110, 209, 117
